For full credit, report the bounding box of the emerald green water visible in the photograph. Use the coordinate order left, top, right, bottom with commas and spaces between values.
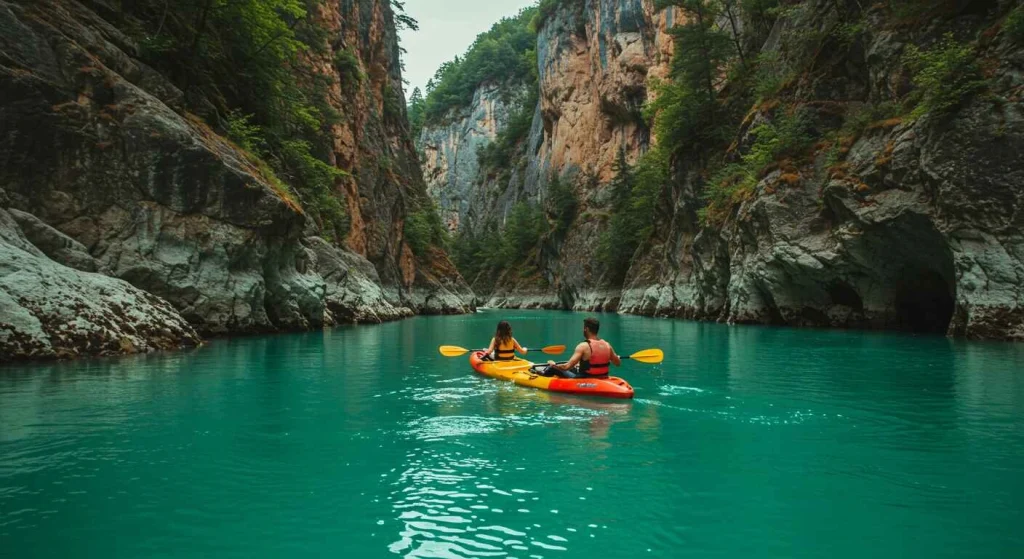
2, 310, 1023, 558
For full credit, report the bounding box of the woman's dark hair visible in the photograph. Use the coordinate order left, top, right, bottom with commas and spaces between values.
495, 321, 513, 347
584, 317, 600, 335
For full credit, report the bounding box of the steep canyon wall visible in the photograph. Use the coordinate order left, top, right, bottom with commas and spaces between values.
421, 0, 1024, 340
0, 0, 471, 361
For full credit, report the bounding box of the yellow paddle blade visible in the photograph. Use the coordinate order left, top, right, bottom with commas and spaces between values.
439, 345, 470, 357
540, 345, 566, 355
628, 348, 664, 364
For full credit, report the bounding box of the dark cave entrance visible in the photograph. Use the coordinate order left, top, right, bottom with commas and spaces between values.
893, 269, 955, 334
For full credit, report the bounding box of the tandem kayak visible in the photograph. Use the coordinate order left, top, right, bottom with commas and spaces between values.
469, 351, 634, 399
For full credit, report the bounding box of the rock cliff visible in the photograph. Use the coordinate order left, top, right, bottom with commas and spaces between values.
617, 0, 1024, 341
421, 0, 677, 304
422, 0, 1024, 340
0, 0, 471, 360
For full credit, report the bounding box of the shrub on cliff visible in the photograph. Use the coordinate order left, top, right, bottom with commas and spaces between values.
1006, 5, 1024, 44
700, 107, 816, 226
531, 0, 586, 32
405, 205, 449, 257
334, 47, 365, 86
903, 33, 985, 119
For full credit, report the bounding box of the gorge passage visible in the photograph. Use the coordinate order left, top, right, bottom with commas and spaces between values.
2, 0, 1024, 363
415, 0, 1024, 341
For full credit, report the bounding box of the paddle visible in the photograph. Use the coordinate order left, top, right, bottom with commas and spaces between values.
496, 348, 664, 371
438, 345, 566, 357
622, 348, 664, 364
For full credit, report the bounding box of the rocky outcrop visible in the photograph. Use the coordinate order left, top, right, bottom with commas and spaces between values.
424, 0, 1024, 340
620, 99, 1024, 340
422, 0, 677, 220
531, 0, 676, 185
420, 0, 678, 298
420, 84, 532, 231
0, 0, 471, 360
303, 0, 472, 309
0, 203, 201, 362
617, 2, 1024, 340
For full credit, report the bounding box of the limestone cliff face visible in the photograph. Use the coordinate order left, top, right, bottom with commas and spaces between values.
424, 0, 1024, 341
422, 0, 677, 220
303, 0, 471, 307
532, 0, 676, 186
421, 0, 677, 302
617, 2, 1024, 341
420, 83, 530, 231
0, 0, 470, 360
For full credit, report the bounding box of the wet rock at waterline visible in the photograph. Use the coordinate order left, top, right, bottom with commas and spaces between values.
0, 207, 201, 361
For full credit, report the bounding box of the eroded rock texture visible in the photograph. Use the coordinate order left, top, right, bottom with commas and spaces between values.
423, 0, 1024, 340
0, 0, 472, 360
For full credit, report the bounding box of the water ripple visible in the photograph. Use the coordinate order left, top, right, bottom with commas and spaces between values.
385, 449, 589, 557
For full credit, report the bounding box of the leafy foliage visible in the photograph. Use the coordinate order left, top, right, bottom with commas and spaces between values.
404, 203, 449, 257
225, 109, 266, 153
701, 108, 816, 226
422, 8, 538, 123
501, 202, 546, 263
531, 0, 585, 31
658, 0, 734, 105
1006, 4, 1024, 44
334, 47, 365, 86
390, 0, 419, 32
450, 177, 575, 284
903, 33, 985, 119
644, 0, 743, 160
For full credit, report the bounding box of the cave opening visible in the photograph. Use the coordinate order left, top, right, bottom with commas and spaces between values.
893, 269, 955, 334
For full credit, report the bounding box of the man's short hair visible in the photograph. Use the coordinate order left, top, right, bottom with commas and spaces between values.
584, 317, 600, 335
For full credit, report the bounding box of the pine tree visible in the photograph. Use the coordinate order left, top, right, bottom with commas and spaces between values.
407, 87, 426, 138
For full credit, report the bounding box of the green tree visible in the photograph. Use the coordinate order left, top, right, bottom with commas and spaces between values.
656, 0, 732, 109
598, 148, 665, 285
407, 87, 426, 139
500, 202, 545, 262
544, 173, 578, 241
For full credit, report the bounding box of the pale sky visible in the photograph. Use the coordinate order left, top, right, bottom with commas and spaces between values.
398, 0, 538, 96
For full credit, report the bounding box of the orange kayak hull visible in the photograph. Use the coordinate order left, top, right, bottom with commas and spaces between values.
469, 351, 634, 399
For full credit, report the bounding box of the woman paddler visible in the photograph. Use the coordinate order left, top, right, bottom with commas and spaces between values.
483, 320, 527, 361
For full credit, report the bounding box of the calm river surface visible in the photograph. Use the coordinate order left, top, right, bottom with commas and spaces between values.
2, 310, 1023, 558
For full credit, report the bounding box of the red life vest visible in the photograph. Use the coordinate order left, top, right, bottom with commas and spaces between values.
581, 339, 611, 376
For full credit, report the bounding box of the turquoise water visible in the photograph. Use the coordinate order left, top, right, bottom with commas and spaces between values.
2, 310, 1023, 558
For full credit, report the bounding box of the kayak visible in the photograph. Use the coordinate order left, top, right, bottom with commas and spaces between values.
469, 351, 634, 399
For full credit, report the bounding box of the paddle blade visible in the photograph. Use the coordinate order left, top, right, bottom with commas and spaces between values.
540, 345, 566, 355
439, 345, 470, 357
628, 348, 664, 364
